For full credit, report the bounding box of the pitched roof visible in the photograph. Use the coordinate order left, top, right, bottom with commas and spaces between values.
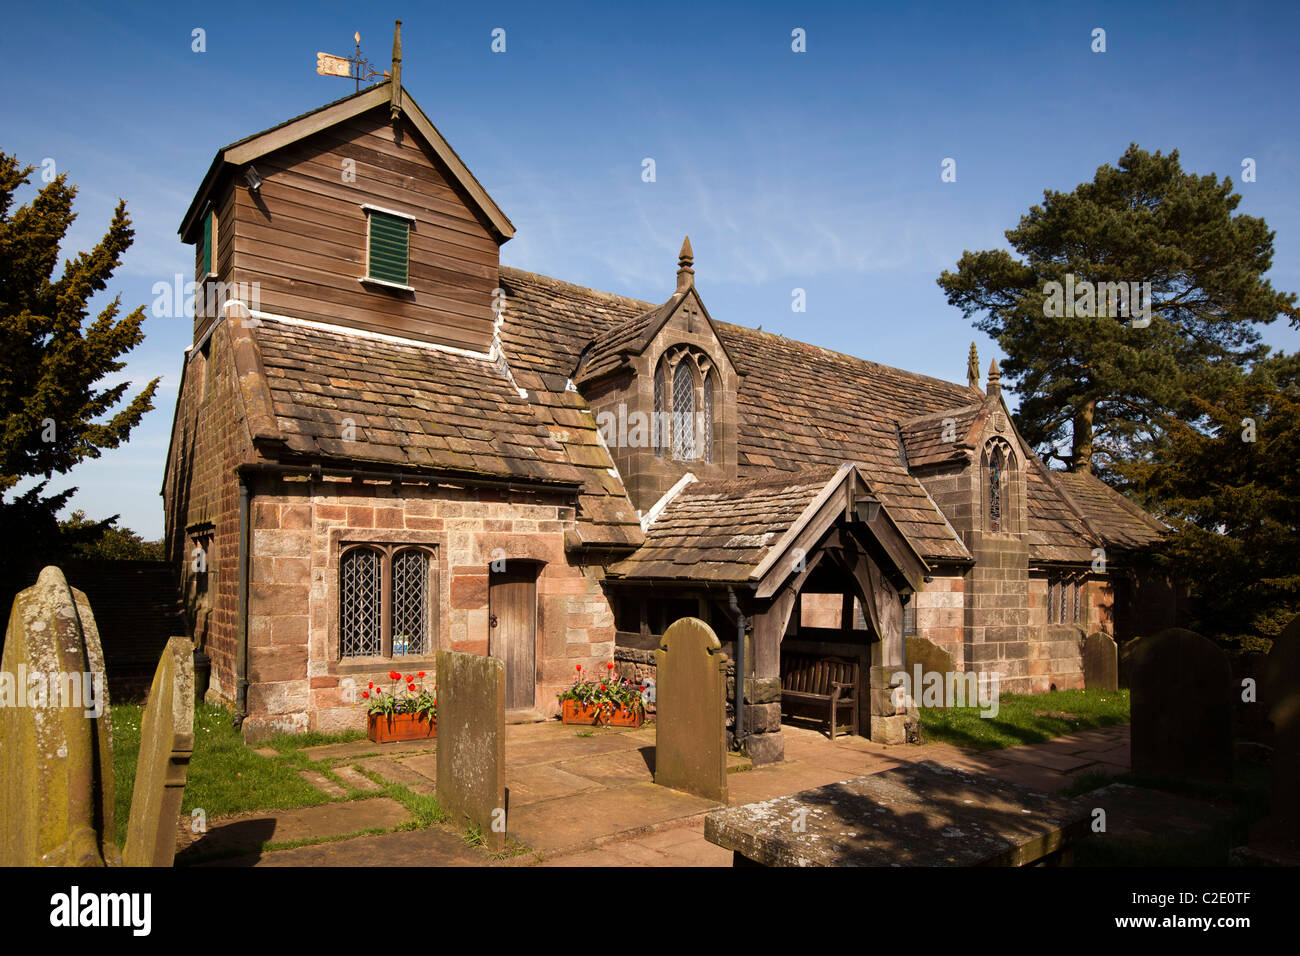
1049, 471, 1168, 552
498, 267, 974, 563
244, 314, 641, 546
608, 467, 844, 582
899, 406, 986, 468
179, 82, 513, 243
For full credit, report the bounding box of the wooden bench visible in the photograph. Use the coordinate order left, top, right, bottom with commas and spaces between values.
780, 653, 860, 739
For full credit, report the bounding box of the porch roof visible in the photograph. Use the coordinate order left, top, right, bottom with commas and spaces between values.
607, 463, 929, 592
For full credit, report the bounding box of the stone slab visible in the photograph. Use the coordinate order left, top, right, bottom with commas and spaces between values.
176, 797, 411, 862
508, 781, 718, 854
0, 567, 117, 866
1083, 632, 1118, 691
435, 650, 506, 851
655, 618, 728, 801
1130, 628, 1233, 782
706, 760, 1090, 866
246, 825, 491, 867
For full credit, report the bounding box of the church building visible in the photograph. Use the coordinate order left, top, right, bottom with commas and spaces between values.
162, 61, 1168, 756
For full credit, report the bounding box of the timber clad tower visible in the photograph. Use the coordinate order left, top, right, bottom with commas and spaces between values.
163, 48, 1171, 757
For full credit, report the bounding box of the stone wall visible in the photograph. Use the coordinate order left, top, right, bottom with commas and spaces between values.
161, 323, 256, 710
241, 475, 612, 740
914, 573, 965, 669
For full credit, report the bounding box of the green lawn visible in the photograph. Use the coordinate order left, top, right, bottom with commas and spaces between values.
916, 688, 1130, 751
110, 702, 362, 846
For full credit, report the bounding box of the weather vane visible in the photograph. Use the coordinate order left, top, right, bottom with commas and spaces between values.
316, 26, 394, 93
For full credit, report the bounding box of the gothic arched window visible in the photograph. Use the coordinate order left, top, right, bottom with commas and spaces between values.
672, 361, 696, 460
701, 370, 714, 463
653, 360, 666, 458
988, 444, 1005, 533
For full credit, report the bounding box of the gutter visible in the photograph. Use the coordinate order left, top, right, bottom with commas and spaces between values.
235, 472, 250, 727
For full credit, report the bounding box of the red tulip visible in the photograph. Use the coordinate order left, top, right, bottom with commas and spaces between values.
362, 691, 370, 699
606, 662, 615, 670
418, 671, 426, 679
408, 683, 416, 692
389, 670, 400, 681
368, 681, 374, 689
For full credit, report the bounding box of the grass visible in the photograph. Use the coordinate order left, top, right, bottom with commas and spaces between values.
111, 702, 368, 846
917, 688, 1129, 751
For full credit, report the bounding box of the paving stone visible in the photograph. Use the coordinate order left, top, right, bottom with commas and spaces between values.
334, 766, 383, 792
356, 757, 437, 795
995, 748, 1100, 773
506, 763, 604, 808
554, 747, 655, 788
508, 781, 718, 853
222, 824, 489, 867
178, 798, 411, 863
298, 769, 347, 798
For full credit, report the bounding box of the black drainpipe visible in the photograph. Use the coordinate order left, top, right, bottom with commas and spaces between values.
234, 472, 250, 727
727, 587, 746, 750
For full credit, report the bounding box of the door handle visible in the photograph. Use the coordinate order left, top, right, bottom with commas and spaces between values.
489, 614, 498, 628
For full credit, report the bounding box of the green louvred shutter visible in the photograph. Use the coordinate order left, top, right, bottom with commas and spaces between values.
367, 210, 410, 285
201, 210, 213, 275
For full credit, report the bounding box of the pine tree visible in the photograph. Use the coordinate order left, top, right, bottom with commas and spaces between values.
937, 144, 1298, 475
0, 151, 159, 598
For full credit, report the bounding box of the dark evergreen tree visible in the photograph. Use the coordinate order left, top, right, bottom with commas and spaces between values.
937, 144, 1297, 474
0, 151, 159, 604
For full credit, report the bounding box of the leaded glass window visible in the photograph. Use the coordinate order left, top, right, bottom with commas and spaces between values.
392, 549, 430, 655
672, 361, 696, 460
340, 544, 436, 658
988, 445, 1003, 533
653, 361, 666, 458
701, 371, 714, 463
341, 547, 382, 657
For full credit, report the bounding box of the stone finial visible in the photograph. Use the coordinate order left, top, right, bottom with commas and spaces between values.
967, 342, 980, 389
676, 235, 694, 292
390, 20, 403, 122
987, 357, 1001, 396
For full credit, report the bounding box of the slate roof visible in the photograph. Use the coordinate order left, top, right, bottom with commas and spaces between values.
899, 406, 986, 468
248, 315, 642, 546
608, 468, 843, 582
1050, 471, 1168, 552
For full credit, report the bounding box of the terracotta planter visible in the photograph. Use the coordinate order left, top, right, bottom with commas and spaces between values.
560, 699, 645, 728
367, 712, 437, 743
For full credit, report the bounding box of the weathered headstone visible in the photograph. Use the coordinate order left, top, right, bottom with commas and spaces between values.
1, 567, 117, 866
1130, 627, 1232, 782
1253, 613, 1300, 853
654, 617, 728, 802
1083, 631, 1118, 691
435, 650, 506, 852
122, 636, 195, 867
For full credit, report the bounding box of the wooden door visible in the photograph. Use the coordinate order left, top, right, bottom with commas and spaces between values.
489, 566, 537, 710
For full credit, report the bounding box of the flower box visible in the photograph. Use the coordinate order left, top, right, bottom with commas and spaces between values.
367, 712, 437, 743
561, 699, 644, 728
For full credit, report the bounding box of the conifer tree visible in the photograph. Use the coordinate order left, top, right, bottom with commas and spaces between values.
937, 144, 1298, 475
0, 151, 158, 596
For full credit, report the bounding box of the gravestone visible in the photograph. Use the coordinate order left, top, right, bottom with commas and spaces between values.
1253, 613, 1300, 853
122, 636, 195, 866
435, 650, 506, 852
904, 636, 956, 711
654, 617, 728, 802
1083, 632, 1119, 691
1, 567, 117, 866
1130, 627, 1232, 782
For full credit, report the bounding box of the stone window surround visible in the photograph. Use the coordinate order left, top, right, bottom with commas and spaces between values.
655, 344, 715, 464
325, 526, 447, 675
981, 437, 1019, 536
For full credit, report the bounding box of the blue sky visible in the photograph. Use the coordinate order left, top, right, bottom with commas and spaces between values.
2, 0, 1298, 538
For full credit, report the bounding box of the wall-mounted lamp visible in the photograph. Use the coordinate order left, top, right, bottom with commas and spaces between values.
854, 497, 881, 523
244, 165, 263, 192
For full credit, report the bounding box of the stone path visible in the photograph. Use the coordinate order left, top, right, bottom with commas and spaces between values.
179, 721, 1134, 867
